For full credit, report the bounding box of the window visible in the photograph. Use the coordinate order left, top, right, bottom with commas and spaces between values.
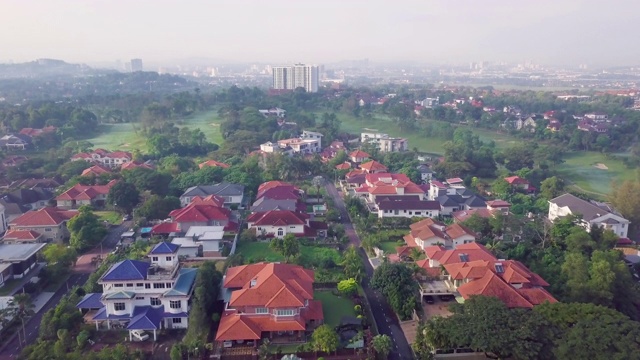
135, 296, 145, 300
277, 228, 284, 236
166, 283, 172, 288
126, 283, 133, 288
415, 212, 421, 215
45, 228, 52, 232
145, 283, 151, 289
170, 300, 181, 309
136, 283, 144, 287
166, 256, 172, 261
114, 284, 123, 288
275, 309, 295, 316
152, 256, 158, 261
256, 308, 268, 314
114, 303, 125, 311
153, 283, 166, 289
172, 318, 182, 324
150, 297, 161, 306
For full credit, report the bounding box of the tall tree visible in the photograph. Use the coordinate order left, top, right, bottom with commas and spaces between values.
342, 246, 365, 283
311, 325, 340, 354
372, 334, 393, 358
609, 179, 640, 235
107, 181, 140, 214
370, 262, 419, 320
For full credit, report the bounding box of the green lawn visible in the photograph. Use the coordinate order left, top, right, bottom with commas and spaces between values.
235, 241, 342, 265
86, 109, 225, 152
556, 152, 636, 197
314, 290, 356, 328
378, 241, 402, 255
95, 211, 122, 225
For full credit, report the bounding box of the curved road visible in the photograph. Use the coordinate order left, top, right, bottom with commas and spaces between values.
325, 182, 414, 360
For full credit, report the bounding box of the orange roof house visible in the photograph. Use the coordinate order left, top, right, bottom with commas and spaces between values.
355, 173, 426, 202
358, 160, 388, 174
402, 218, 476, 252
9, 207, 77, 243
349, 150, 370, 163
216, 263, 324, 344
81, 164, 112, 177
335, 162, 352, 170
120, 161, 155, 171
1, 229, 44, 244
55, 180, 118, 209
199, 160, 230, 169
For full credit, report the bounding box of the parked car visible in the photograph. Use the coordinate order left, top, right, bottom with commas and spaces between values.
130, 330, 149, 341
223, 341, 233, 348
123, 214, 132, 221
439, 294, 455, 302
423, 295, 435, 304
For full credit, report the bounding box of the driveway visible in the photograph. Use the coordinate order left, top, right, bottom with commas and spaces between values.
325, 181, 414, 360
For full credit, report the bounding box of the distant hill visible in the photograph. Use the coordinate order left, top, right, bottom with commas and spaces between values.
0, 59, 114, 79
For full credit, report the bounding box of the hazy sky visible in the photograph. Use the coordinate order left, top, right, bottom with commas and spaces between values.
1, 0, 639, 66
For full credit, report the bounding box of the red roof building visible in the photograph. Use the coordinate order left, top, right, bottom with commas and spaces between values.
403, 218, 476, 251
335, 162, 352, 170
81, 164, 112, 177
216, 263, 324, 344
451, 208, 498, 223
355, 173, 426, 202
199, 160, 230, 169
152, 195, 233, 235
358, 160, 388, 174
349, 150, 370, 163
9, 207, 77, 243
504, 176, 534, 193
71, 149, 132, 168
120, 161, 155, 171
19, 126, 56, 137
1, 229, 43, 244
486, 200, 511, 213
56, 180, 117, 209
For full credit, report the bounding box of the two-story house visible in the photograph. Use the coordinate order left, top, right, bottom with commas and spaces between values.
548, 193, 630, 238
402, 218, 476, 251
355, 173, 426, 204
180, 183, 245, 207
76, 242, 198, 341
247, 210, 311, 238
1, 187, 53, 211
9, 207, 77, 243
416, 164, 435, 183
348, 150, 370, 163
56, 180, 118, 209
151, 195, 236, 236
216, 263, 324, 347
358, 160, 388, 174
375, 195, 440, 219
71, 149, 133, 168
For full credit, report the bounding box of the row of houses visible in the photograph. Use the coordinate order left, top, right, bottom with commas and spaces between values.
0, 126, 57, 151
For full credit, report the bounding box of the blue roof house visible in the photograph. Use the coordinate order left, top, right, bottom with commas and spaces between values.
77, 242, 197, 341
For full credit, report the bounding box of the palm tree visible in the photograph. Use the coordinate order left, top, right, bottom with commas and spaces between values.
312, 176, 325, 197
9, 293, 35, 346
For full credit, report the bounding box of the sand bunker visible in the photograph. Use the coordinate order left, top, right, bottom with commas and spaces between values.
593, 163, 608, 170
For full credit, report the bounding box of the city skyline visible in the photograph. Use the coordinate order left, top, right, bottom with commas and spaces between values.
1, 0, 639, 67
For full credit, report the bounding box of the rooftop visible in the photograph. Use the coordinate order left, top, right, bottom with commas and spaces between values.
0, 243, 46, 261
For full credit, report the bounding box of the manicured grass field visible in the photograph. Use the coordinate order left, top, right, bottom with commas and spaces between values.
86, 109, 225, 152
235, 241, 343, 265
378, 241, 402, 255
95, 210, 122, 225
556, 151, 636, 197
314, 290, 357, 327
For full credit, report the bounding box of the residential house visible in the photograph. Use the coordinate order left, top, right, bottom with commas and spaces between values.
335, 162, 351, 170
577, 118, 609, 133
259, 108, 286, 118
18, 126, 56, 138
247, 210, 323, 238
81, 164, 112, 177
437, 193, 487, 216
180, 183, 244, 207
0, 199, 26, 226
0, 134, 30, 150
120, 161, 155, 171
515, 116, 538, 132
319, 141, 346, 162
56, 180, 118, 209
349, 150, 370, 163
300, 130, 323, 148
1, 187, 54, 210
358, 160, 387, 174
344, 169, 367, 189
1, 230, 44, 244
1, 155, 28, 167
9, 207, 77, 243
416, 165, 435, 183
486, 200, 511, 213
199, 160, 230, 169
355, 173, 426, 204
360, 132, 408, 153
76, 242, 198, 340
71, 149, 133, 168
152, 195, 235, 236
216, 263, 324, 347
0, 243, 46, 287
256, 181, 303, 202
548, 193, 630, 237
375, 195, 440, 219
504, 176, 534, 193
402, 218, 476, 251
546, 119, 561, 132
277, 138, 321, 154
451, 208, 498, 223
171, 226, 225, 257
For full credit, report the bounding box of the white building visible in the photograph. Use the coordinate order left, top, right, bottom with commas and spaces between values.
76, 242, 198, 341
548, 193, 630, 238
360, 132, 408, 153
272, 64, 319, 93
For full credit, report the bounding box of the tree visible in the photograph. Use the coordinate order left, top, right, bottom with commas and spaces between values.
609, 179, 640, 235
370, 262, 419, 320
342, 246, 365, 283
107, 181, 140, 214
372, 334, 393, 358
312, 325, 340, 354
9, 293, 35, 346
270, 234, 300, 261
540, 176, 564, 200
43, 244, 78, 268
337, 278, 358, 297
134, 195, 181, 220
501, 144, 535, 171
490, 178, 511, 198
67, 206, 107, 251
312, 175, 325, 196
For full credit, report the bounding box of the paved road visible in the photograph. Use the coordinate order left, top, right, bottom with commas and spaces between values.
0, 273, 89, 359
325, 182, 414, 360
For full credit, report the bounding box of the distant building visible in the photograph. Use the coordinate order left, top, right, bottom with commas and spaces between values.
130, 59, 143, 72
360, 132, 408, 153
272, 64, 319, 93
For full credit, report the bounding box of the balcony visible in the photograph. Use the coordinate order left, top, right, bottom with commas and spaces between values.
147, 263, 180, 280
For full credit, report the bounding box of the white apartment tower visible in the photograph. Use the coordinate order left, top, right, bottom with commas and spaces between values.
272, 64, 319, 93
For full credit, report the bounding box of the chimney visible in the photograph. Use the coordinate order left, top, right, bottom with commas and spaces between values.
250, 279, 257, 288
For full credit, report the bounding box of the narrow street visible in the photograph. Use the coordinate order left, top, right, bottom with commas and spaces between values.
325, 182, 414, 360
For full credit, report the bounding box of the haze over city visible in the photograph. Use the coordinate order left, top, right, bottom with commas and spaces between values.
1, 0, 639, 67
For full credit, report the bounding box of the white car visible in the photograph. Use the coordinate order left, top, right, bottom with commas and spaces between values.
131, 330, 149, 341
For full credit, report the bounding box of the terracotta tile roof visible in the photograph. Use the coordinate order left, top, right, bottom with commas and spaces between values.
486, 200, 511, 208
256, 186, 301, 201
446, 177, 464, 184
517, 287, 558, 306
120, 161, 154, 171
428, 243, 497, 265
365, 173, 410, 184
349, 150, 370, 159
199, 160, 230, 169
169, 204, 231, 222
247, 210, 309, 226
445, 223, 476, 239
224, 263, 315, 308
335, 162, 352, 170
345, 169, 366, 179
216, 314, 263, 341
56, 180, 117, 201
10, 207, 77, 227
151, 222, 180, 234
452, 209, 496, 222
458, 272, 535, 308
81, 164, 112, 177
359, 160, 387, 172
2, 229, 42, 241
189, 195, 225, 207
504, 176, 529, 185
